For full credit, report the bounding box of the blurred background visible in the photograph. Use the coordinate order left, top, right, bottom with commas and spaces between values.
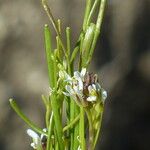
0, 0, 150, 149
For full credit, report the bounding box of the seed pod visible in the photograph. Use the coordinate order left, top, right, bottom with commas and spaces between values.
44, 24, 55, 88
81, 23, 96, 67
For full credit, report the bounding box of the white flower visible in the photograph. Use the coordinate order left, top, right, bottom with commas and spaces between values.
63, 68, 86, 106
60, 68, 107, 106
87, 84, 98, 102
27, 129, 47, 150
27, 129, 42, 149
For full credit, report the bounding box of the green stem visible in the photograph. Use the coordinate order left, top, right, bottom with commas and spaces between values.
41, 95, 51, 128
70, 99, 75, 150
54, 128, 59, 150
70, 46, 79, 65
80, 107, 86, 150
46, 112, 54, 150
96, 0, 107, 30
83, 0, 92, 31
51, 93, 64, 150
87, 0, 100, 26
70, 31, 84, 70
42, 0, 60, 36
93, 112, 103, 149
41, 94, 49, 108
63, 114, 80, 132
57, 19, 61, 33
9, 99, 47, 136
65, 28, 71, 75
45, 105, 51, 128
56, 36, 62, 60
66, 27, 71, 57
42, 0, 68, 59
85, 109, 94, 150
51, 54, 57, 87
56, 19, 63, 61
73, 105, 80, 150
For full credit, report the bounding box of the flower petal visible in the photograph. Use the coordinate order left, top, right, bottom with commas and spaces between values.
81, 68, 86, 77
87, 96, 97, 102
65, 85, 77, 100
65, 85, 75, 95
88, 85, 95, 93
101, 88, 107, 101
95, 83, 101, 91
91, 84, 96, 90
27, 129, 39, 140
27, 129, 41, 149
77, 78, 83, 90
74, 71, 81, 79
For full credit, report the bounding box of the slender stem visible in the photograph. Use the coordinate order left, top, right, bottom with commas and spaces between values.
54, 128, 59, 150
56, 36, 61, 57
70, 32, 84, 65
9, 99, 47, 136
63, 114, 80, 132
87, 0, 100, 26
65, 97, 70, 125
51, 93, 64, 150
41, 94, 49, 107
93, 112, 103, 149
55, 142, 59, 150
80, 107, 86, 150
41, 95, 50, 127
78, 34, 84, 71
56, 19, 63, 61
46, 112, 54, 150
66, 27, 71, 57
70, 31, 85, 72
83, 0, 92, 31
42, 0, 60, 36
73, 106, 80, 150
45, 105, 51, 128
96, 0, 107, 30
57, 19, 61, 33
65, 27, 71, 74
70, 99, 75, 150
42, 0, 71, 74
85, 109, 94, 150
42, 0, 68, 59
51, 54, 57, 87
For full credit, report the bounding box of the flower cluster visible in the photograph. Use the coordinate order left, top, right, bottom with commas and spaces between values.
27, 129, 47, 150
59, 68, 107, 107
